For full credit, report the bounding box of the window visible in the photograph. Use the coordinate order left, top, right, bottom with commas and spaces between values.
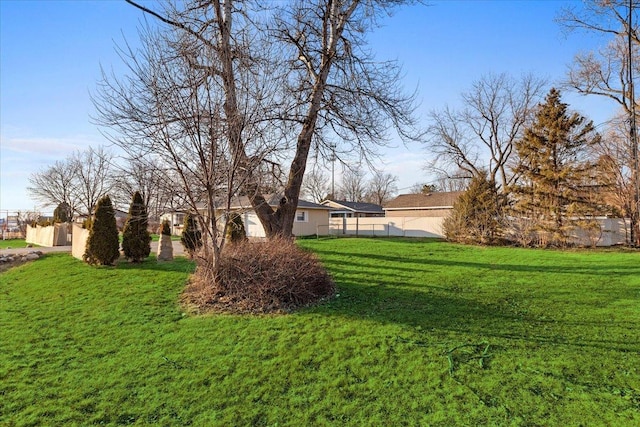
295, 211, 308, 222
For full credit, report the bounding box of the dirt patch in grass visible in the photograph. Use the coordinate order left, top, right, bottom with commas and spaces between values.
0, 258, 30, 273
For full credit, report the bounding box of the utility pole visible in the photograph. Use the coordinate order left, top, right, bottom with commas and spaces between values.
629, 0, 640, 246
330, 143, 336, 198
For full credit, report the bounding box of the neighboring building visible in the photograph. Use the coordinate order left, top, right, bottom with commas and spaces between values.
161, 195, 333, 237
161, 211, 188, 236
384, 192, 463, 217
320, 199, 385, 218
232, 195, 333, 238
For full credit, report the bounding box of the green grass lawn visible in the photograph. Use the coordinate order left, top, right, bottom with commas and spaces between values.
1, 239, 29, 249
150, 234, 182, 242
1, 238, 639, 426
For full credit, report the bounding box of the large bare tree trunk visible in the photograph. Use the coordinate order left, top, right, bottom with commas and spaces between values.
111, 0, 421, 241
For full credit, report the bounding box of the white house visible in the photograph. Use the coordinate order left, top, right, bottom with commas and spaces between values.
161, 195, 333, 237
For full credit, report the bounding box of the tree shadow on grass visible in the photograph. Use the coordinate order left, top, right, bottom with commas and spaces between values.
309, 246, 640, 277
115, 255, 196, 274
319, 278, 639, 353
307, 248, 640, 354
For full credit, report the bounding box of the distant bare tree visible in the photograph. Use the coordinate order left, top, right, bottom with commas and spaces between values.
338, 166, 367, 202
112, 156, 175, 222
71, 147, 115, 217
426, 73, 546, 191
28, 146, 114, 217
15, 210, 41, 236
408, 182, 439, 194
302, 168, 330, 203
366, 170, 398, 205
28, 159, 78, 214
435, 174, 470, 192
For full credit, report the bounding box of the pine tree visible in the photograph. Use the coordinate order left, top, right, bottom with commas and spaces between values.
180, 213, 202, 256
53, 202, 72, 223
84, 195, 120, 265
443, 172, 503, 244
121, 191, 152, 262
512, 88, 601, 246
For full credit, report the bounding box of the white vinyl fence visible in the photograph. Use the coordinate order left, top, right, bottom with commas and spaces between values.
25, 223, 72, 247
317, 216, 630, 246
321, 217, 445, 238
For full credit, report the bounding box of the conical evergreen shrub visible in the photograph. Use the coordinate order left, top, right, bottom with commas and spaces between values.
159, 219, 171, 236
157, 219, 174, 262
225, 212, 247, 243
83, 195, 120, 266
180, 213, 202, 257
122, 191, 152, 262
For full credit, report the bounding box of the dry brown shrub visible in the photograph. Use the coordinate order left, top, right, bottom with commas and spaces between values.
182, 238, 335, 314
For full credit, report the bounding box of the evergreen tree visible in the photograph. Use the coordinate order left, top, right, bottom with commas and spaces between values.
443, 172, 503, 244
84, 195, 120, 265
121, 191, 152, 262
53, 202, 72, 223
512, 88, 601, 246
180, 213, 202, 256
159, 219, 171, 236
225, 212, 247, 244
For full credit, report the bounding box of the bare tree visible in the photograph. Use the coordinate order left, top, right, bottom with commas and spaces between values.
28, 159, 78, 213
94, 12, 252, 266
594, 114, 638, 241
558, 0, 640, 112
15, 210, 41, 236
435, 174, 470, 192
301, 167, 330, 203
408, 182, 439, 194
366, 170, 398, 204
27, 146, 114, 217
111, 0, 421, 241
254, 0, 422, 236
558, 0, 640, 245
426, 73, 547, 191
71, 147, 115, 217
112, 156, 176, 222
338, 165, 367, 202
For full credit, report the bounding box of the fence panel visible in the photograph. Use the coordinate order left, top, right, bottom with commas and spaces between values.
326, 217, 445, 238
323, 216, 629, 246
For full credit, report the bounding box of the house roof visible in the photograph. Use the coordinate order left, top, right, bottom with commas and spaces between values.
383, 191, 464, 210
320, 199, 384, 214
166, 194, 332, 213
228, 194, 331, 211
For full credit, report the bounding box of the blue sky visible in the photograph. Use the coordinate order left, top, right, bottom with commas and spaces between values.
0, 0, 618, 212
